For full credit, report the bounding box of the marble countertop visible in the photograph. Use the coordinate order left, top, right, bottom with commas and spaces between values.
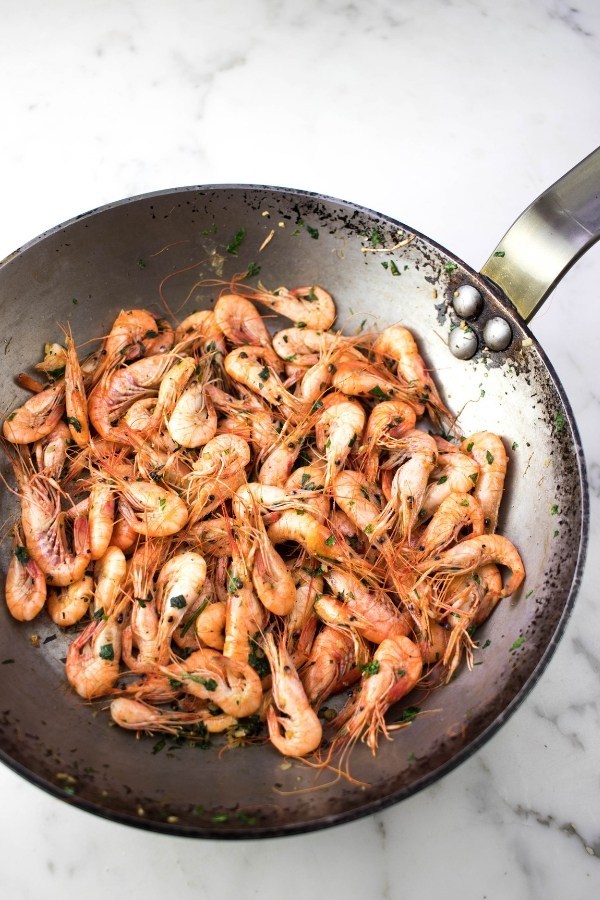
1, 1, 599, 897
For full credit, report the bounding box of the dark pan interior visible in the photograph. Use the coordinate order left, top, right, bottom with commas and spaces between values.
0, 186, 588, 837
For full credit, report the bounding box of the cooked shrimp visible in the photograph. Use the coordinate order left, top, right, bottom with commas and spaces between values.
224, 346, 305, 421
121, 540, 170, 673
154, 550, 207, 656
416, 534, 525, 599
284, 564, 324, 660
416, 492, 484, 556
65, 606, 124, 699
214, 294, 280, 366
332, 361, 423, 414
372, 324, 450, 424
167, 379, 218, 448
359, 399, 417, 482
222, 547, 268, 663
257, 435, 303, 487
332, 469, 385, 537
35, 341, 67, 378
93, 545, 127, 616
117, 479, 188, 537
461, 432, 508, 533
64, 328, 91, 447
272, 326, 349, 366
252, 284, 336, 331
338, 635, 423, 754
194, 597, 227, 650
301, 626, 363, 706
98, 308, 159, 371
268, 509, 342, 561
33, 421, 70, 480
47, 575, 94, 627
3, 378, 66, 444
88, 482, 115, 560
377, 430, 437, 540
421, 451, 480, 519
315, 393, 365, 487
110, 697, 209, 735
263, 633, 323, 758
175, 309, 226, 356
14, 464, 92, 587
251, 532, 297, 616
319, 569, 411, 644
88, 352, 176, 442
5, 537, 47, 621
168, 647, 263, 718
149, 356, 196, 429
284, 464, 329, 523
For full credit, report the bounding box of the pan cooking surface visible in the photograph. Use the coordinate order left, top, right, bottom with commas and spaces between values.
0, 187, 587, 837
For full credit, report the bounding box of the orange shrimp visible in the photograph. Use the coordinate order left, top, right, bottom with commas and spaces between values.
4, 535, 47, 621
337, 635, 423, 754
3, 378, 66, 444
301, 626, 363, 707
461, 432, 508, 533
263, 633, 323, 758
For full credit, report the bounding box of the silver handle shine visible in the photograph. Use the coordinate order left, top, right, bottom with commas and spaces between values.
480, 147, 600, 322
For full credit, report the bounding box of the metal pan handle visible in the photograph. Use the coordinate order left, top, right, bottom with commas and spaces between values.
480, 146, 600, 322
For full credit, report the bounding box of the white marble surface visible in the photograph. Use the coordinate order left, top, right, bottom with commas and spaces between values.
1, 1, 599, 897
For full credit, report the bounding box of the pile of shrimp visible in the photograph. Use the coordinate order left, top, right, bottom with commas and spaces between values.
0, 282, 525, 763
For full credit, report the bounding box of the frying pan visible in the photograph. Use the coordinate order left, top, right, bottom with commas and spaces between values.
0, 148, 596, 838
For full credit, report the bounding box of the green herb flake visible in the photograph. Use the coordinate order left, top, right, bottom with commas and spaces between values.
245, 262, 261, 278
248, 636, 270, 679
466, 441, 474, 452
348, 433, 357, 448
306, 225, 319, 240
553, 529, 559, 537
444, 262, 459, 273
67, 416, 82, 433
369, 228, 383, 248
360, 660, 380, 677
369, 385, 391, 401
159, 497, 166, 511
324, 534, 336, 546
486, 450, 494, 464
258, 366, 270, 382
152, 738, 166, 755
396, 705, 421, 723
99, 643, 114, 661
482, 639, 491, 649
525, 590, 533, 599
72, 297, 79, 305
493, 250, 506, 257
212, 813, 229, 823
555, 411, 565, 433
363, 524, 374, 535
189, 674, 218, 692
389, 260, 401, 276
468, 472, 479, 484
169, 594, 187, 609
138, 258, 147, 268
512, 441, 519, 451
15, 545, 30, 565
226, 227, 246, 256
550, 503, 559, 515
510, 635, 526, 651
437, 475, 448, 485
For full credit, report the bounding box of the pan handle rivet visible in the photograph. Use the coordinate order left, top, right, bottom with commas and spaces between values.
448, 326, 478, 359
483, 316, 512, 351
452, 284, 483, 319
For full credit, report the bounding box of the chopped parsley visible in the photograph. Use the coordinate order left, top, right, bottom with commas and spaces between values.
369, 385, 391, 401
555, 411, 565, 433
99, 643, 114, 661
169, 594, 187, 609
324, 534, 336, 546
360, 660, 380, 677
510, 635, 525, 651
67, 416, 82, 433
226, 227, 246, 255
15, 545, 29, 565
